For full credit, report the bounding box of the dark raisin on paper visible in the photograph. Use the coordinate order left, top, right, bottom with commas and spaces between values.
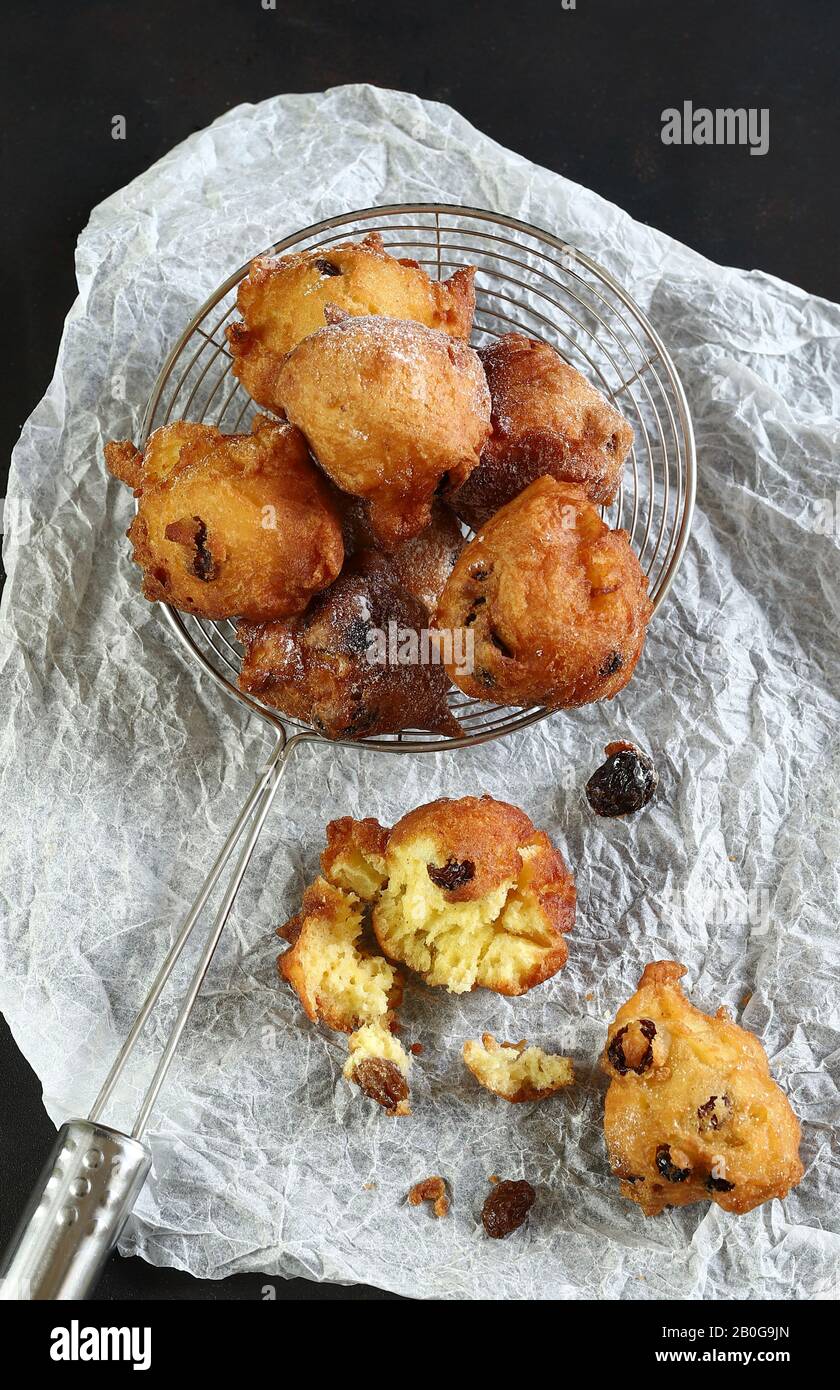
481, 1179, 535, 1239
607, 1019, 657, 1075
655, 1144, 691, 1183
427, 858, 475, 891
585, 741, 658, 817
353, 1059, 408, 1114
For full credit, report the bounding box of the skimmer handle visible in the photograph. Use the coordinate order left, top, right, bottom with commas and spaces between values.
0, 1120, 151, 1301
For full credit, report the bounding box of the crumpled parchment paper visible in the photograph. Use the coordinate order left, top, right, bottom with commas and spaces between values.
1, 85, 839, 1301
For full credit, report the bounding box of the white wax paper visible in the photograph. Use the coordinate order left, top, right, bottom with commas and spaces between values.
1, 86, 839, 1301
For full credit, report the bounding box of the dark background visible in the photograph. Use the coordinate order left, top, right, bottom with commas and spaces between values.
1, 0, 836, 1301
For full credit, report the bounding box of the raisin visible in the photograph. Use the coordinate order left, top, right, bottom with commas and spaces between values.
707, 1174, 735, 1193
192, 521, 217, 582
599, 650, 624, 677
427, 858, 475, 891
164, 515, 217, 581
489, 628, 514, 659
481, 1179, 535, 1238
465, 596, 486, 626
697, 1094, 732, 1133
607, 1019, 657, 1075
655, 1145, 691, 1183
407, 1176, 449, 1217
353, 1058, 409, 1114
314, 257, 342, 276
471, 565, 491, 581
585, 742, 658, 817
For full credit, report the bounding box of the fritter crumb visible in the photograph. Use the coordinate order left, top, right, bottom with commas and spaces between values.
407, 1176, 449, 1218
463, 1033, 574, 1102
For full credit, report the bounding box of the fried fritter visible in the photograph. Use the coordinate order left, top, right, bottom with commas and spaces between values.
277, 877, 403, 1034
226, 231, 476, 411
341, 496, 465, 613
451, 334, 633, 527
104, 416, 343, 623
435, 476, 652, 709
274, 314, 490, 548
237, 551, 461, 741
602, 962, 804, 1216
463, 1033, 574, 1102
343, 1021, 412, 1117
372, 795, 575, 995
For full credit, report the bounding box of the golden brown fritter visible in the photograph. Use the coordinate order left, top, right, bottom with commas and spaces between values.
451, 334, 633, 527
602, 962, 804, 1216
341, 497, 465, 613
274, 314, 491, 549
277, 877, 403, 1034
237, 551, 461, 741
435, 476, 652, 709
343, 1021, 412, 1117
463, 1033, 574, 1102
226, 231, 476, 411
104, 416, 343, 623
372, 795, 575, 995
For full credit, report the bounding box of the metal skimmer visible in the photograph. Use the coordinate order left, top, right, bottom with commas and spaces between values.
1, 204, 695, 1299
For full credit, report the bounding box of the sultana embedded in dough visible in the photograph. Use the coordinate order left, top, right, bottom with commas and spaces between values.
372, 795, 575, 996
226, 231, 476, 411
601, 961, 804, 1216
104, 416, 343, 623
435, 476, 652, 709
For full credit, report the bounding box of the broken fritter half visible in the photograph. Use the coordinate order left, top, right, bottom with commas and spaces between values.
601, 961, 804, 1216
277, 829, 412, 1117
371, 795, 575, 995
227, 231, 476, 412
463, 1033, 574, 1102
104, 415, 343, 622
277, 876, 402, 1034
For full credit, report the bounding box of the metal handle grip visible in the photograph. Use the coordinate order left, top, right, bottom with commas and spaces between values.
0, 1120, 151, 1300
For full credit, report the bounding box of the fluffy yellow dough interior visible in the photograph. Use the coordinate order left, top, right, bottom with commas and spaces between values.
374, 837, 557, 993
292, 883, 397, 1027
